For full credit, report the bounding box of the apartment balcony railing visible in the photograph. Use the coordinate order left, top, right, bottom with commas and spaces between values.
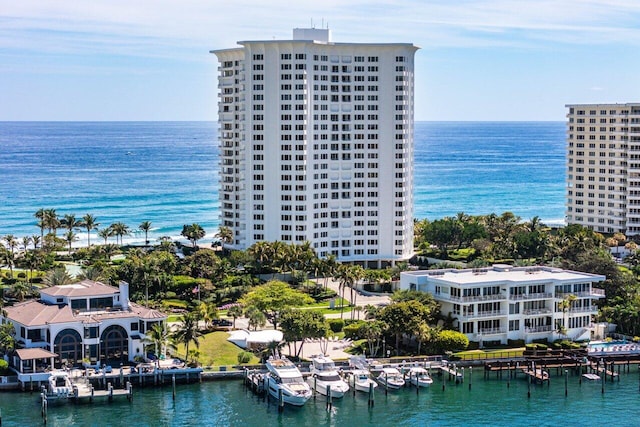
508, 292, 553, 301
522, 308, 553, 315
458, 310, 507, 321
477, 328, 507, 336
568, 306, 597, 313
556, 288, 605, 298
436, 293, 507, 303
525, 325, 553, 334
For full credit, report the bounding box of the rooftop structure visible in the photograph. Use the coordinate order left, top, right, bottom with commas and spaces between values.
211, 28, 418, 266
565, 102, 640, 234
400, 265, 606, 345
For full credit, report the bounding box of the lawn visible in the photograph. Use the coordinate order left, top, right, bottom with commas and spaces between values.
175, 331, 259, 369
453, 347, 525, 360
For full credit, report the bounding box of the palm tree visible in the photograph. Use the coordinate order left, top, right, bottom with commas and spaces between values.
77, 265, 105, 282
557, 294, 577, 339
172, 312, 202, 361
61, 214, 81, 233
3, 234, 18, 257
181, 223, 206, 249
215, 225, 233, 250
139, 221, 152, 245
43, 268, 73, 287
31, 234, 41, 250
23, 250, 42, 283
82, 214, 99, 247
110, 222, 131, 246
34, 208, 46, 243
63, 230, 78, 253
21, 236, 32, 252
98, 227, 113, 245
43, 209, 60, 236
10, 281, 32, 302
227, 304, 244, 329
142, 323, 175, 359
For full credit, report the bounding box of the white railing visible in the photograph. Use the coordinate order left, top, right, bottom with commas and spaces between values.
477, 328, 506, 335
436, 293, 506, 303
525, 325, 552, 333
509, 292, 553, 301
522, 308, 552, 315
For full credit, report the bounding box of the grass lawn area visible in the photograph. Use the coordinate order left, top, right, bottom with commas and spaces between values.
308, 306, 353, 315
163, 299, 188, 309
302, 297, 349, 308
175, 331, 259, 368
453, 348, 525, 360
166, 314, 183, 323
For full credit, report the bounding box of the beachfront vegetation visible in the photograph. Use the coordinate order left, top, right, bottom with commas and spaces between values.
4, 208, 640, 364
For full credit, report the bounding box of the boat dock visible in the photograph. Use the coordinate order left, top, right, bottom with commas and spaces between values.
522, 368, 549, 384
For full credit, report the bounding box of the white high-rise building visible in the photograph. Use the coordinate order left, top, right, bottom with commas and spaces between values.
212, 29, 418, 266
566, 103, 640, 234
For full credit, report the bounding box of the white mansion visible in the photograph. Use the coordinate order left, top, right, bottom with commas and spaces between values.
1, 280, 166, 369
212, 28, 418, 266
400, 265, 606, 345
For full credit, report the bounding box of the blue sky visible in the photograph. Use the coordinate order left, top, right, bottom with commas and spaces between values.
1, 0, 640, 121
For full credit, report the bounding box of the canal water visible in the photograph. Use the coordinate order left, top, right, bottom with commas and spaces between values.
1, 369, 639, 426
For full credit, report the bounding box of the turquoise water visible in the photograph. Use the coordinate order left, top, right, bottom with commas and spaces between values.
1, 369, 639, 426
0, 121, 566, 244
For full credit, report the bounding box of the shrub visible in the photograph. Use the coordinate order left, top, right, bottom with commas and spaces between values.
343, 321, 366, 339
328, 319, 344, 333
363, 283, 374, 292
508, 339, 525, 348
0, 359, 8, 375
432, 330, 469, 354
17, 272, 27, 279
237, 351, 253, 364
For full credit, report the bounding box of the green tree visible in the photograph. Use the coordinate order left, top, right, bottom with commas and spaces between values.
227, 305, 244, 329
142, 322, 175, 358
172, 312, 202, 361
240, 280, 313, 329
430, 330, 469, 354
82, 214, 99, 247
98, 227, 113, 245
245, 306, 267, 331
63, 230, 78, 253
181, 223, 206, 249
279, 309, 329, 358
379, 300, 432, 355
0, 323, 16, 354
139, 221, 152, 245
43, 268, 73, 287
110, 222, 131, 246
360, 320, 384, 357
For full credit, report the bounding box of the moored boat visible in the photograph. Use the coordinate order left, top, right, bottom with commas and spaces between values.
407, 367, 433, 387
376, 367, 405, 389
265, 357, 312, 406
306, 355, 350, 398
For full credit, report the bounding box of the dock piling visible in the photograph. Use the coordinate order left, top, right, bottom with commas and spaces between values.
108, 382, 113, 402
326, 385, 332, 411
564, 370, 568, 397
469, 367, 472, 391
172, 375, 176, 401
278, 388, 284, 413
368, 382, 375, 408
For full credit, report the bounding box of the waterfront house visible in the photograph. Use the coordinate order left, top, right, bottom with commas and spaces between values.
400, 265, 605, 346
1, 280, 166, 379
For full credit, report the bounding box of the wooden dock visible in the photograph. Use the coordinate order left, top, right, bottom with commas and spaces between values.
522, 368, 549, 384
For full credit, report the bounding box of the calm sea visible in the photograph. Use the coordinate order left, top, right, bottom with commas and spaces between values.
0, 121, 565, 244
1, 369, 639, 426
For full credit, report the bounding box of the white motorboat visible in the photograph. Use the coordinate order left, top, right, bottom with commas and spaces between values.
376, 367, 405, 389
407, 367, 433, 387
46, 371, 75, 400
265, 357, 312, 406
307, 355, 350, 398
346, 369, 378, 392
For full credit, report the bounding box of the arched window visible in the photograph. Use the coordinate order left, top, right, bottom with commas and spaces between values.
100, 325, 129, 364
54, 329, 82, 367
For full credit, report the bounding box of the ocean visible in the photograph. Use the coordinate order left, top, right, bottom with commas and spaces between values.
0, 121, 565, 245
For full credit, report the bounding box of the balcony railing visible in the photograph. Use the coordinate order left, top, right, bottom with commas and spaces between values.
522, 308, 552, 315
436, 293, 506, 303
556, 288, 605, 298
477, 328, 507, 336
568, 306, 597, 313
458, 310, 507, 321
508, 292, 553, 301
525, 325, 553, 333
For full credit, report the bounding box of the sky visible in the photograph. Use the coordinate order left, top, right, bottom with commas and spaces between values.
1, 0, 640, 121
